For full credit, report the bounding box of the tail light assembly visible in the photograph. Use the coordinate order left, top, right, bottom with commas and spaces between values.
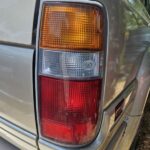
37, 2, 105, 146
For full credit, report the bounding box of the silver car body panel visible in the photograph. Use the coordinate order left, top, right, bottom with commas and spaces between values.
130, 47, 150, 115
102, 0, 150, 107
117, 116, 142, 150
0, 0, 36, 45
0, 45, 36, 134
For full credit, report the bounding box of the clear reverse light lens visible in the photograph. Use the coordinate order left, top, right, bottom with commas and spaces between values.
39, 50, 103, 79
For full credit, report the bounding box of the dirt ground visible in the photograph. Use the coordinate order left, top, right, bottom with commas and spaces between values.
136, 95, 150, 150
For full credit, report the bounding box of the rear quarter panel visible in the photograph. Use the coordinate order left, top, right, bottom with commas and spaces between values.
103, 0, 150, 107
0, 45, 36, 134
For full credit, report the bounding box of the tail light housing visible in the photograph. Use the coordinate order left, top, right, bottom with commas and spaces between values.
38, 2, 104, 146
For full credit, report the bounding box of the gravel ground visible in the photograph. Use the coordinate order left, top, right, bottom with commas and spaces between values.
136, 95, 150, 150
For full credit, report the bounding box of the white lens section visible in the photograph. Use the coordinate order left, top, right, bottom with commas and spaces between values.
39, 50, 103, 79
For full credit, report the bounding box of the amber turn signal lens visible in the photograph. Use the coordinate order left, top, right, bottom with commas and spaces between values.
40, 3, 103, 51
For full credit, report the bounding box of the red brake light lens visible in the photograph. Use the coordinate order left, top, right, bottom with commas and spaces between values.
39, 76, 102, 144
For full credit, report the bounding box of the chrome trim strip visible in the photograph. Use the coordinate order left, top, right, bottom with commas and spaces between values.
0, 128, 37, 150
0, 41, 35, 49
117, 116, 142, 150
0, 117, 37, 148
104, 79, 137, 110
105, 122, 127, 150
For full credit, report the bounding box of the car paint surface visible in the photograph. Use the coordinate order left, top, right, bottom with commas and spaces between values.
0, 45, 36, 134
0, 0, 36, 45
102, 0, 150, 107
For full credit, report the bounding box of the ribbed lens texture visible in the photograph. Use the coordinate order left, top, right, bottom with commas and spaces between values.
39, 76, 102, 144
39, 50, 102, 78
39, 2, 104, 146
40, 3, 103, 50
